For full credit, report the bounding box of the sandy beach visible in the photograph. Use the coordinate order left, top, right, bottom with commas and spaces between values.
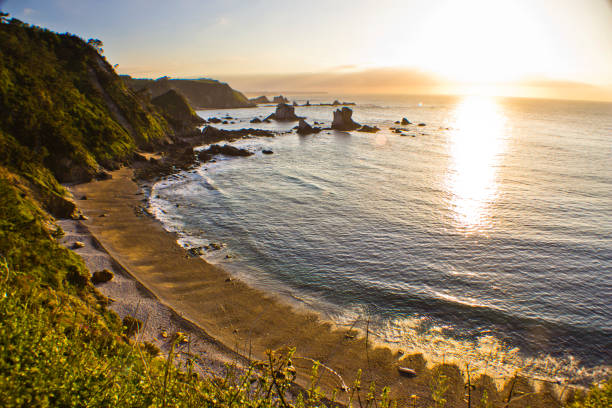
65, 167, 562, 407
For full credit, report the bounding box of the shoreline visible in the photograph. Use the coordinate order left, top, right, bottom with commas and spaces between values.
67, 166, 565, 407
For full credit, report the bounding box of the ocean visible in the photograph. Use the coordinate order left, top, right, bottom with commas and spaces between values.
149, 94, 611, 384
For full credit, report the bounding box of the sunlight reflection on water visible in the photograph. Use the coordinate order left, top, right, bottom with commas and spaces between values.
446, 96, 508, 233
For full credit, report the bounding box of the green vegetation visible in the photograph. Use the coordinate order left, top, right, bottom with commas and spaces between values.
122, 75, 255, 109
152, 89, 205, 130
0, 18, 171, 183
567, 378, 612, 408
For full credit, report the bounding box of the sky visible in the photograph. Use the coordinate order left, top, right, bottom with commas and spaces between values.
4, 0, 612, 100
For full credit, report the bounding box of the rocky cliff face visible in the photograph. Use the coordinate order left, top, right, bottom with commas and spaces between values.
123, 76, 255, 109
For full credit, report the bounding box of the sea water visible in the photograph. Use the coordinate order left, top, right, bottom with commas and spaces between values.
149, 94, 612, 384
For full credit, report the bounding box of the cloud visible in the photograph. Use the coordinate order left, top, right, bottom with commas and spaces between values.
23, 7, 35, 15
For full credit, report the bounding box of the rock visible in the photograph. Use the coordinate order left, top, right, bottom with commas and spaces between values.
332, 100, 341, 106
80, 195, 88, 200
133, 152, 148, 162
249, 95, 271, 104
73, 241, 85, 249
292, 101, 298, 106
224, 115, 233, 119
265, 103, 300, 121
99, 213, 108, 217
203, 144, 253, 157
208, 117, 222, 123
91, 268, 114, 283
305, 100, 310, 106
272, 95, 289, 103
250, 117, 262, 123
95, 170, 112, 180
207, 242, 223, 250
263, 119, 271, 123
222, 120, 228, 124
297, 119, 315, 135
401, 118, 411, 125
262, 149, 273, 154
187, 247, 204, 257
394, 121, 400, 124
398, 366, 417, 377
331, 107, 360, 131
357, 125, 380, 133
394, 129, 402, 134
418, 123, 426, 126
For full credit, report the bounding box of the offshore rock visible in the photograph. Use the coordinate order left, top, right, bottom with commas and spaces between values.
297, 119, 315, 135
331, 107, 360, 131
266, 103, 300, 121
357, 125, 380, 133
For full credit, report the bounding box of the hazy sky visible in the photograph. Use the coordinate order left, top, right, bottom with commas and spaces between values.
4, 0, 612, 98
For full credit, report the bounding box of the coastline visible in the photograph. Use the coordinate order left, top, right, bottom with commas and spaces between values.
66, 167, 564, 407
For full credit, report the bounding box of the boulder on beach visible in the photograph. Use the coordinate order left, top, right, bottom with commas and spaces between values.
262, 149, 274, 154
249, 95, 271, 104
418, 123, 426, 126
91, 269, 114, 284
331, 107, 361, 131
272, 95, 289, 103
250, 117, 262, 123
401, 118, 411, 125
265, 103, 300, 121
357, 125, 380, 133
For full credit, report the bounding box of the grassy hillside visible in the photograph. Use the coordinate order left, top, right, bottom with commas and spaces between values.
152, 89, 205, 130
122, 75, 255, 109
0, 18, 172, 183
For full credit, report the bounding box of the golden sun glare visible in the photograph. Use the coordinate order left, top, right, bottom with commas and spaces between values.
446, 96, 508, 233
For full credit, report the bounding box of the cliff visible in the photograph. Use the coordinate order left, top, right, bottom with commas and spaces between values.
0, 18, 174, 183
122, 76, 255, 109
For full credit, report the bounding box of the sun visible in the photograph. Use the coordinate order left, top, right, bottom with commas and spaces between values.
417, 0, 545, 84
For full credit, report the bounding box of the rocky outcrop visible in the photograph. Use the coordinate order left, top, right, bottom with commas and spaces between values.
357, 125, 380, 133
200, 144, 253, 159
296, 119, 316, 135
331, 107, 360, 131
401, 118, 411, 125
249, 95, 271, 104
265, 103, 300, 121
272, 95, 289, 103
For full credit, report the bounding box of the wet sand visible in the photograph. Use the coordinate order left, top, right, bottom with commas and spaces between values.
69, 167, 562, 407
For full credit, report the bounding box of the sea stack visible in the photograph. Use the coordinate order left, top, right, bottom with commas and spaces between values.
297, 119, 315, 135
331, 107, 360, 131
266, 103, 300, 121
